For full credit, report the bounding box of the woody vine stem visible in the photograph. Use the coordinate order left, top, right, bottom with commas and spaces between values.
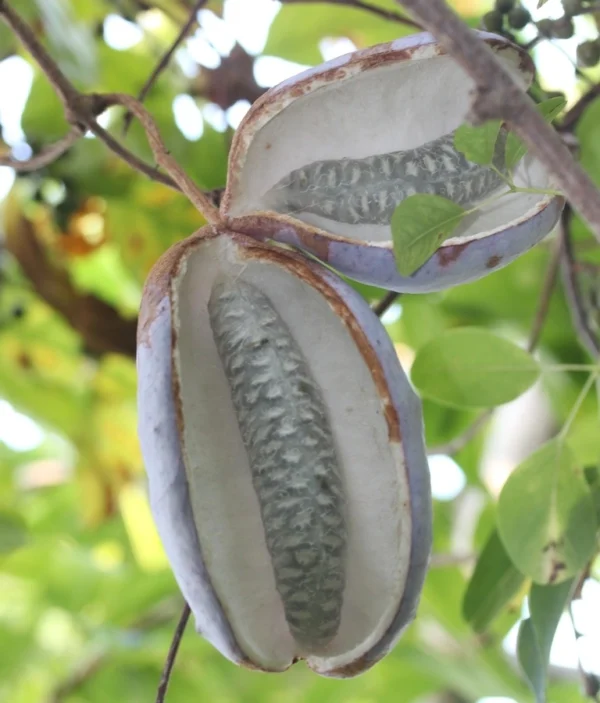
394, 0, 600, 240
1, 0, 600, 700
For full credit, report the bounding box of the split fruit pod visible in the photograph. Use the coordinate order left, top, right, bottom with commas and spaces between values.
137, 227, 432, 676
221, 32, 564, 293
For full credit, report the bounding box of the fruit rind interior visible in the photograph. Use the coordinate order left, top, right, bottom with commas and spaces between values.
228, 45, 552, 246
168, 235, 415, 671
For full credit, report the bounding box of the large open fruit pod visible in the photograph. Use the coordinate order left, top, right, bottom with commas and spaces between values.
221, 32, 564, 293
137, 227, 431, 676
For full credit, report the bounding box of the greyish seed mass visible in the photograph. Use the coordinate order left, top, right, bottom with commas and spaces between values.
208, 277, 347, 649
263, 129, 508, 225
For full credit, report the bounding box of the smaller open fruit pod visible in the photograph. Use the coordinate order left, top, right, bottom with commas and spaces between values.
221, 31, 564, 292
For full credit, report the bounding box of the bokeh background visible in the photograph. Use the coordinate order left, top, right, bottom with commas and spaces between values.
1, 0, 600, 701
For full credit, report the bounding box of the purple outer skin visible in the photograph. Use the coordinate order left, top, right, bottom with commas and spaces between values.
230, 195, 564, 294
277, 199, 563, 293
136, 229, 432, 677
137, 294, 249, 669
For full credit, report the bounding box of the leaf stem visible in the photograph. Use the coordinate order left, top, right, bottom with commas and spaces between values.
558, 372, 599, 441
490, 163, 515, 189
541, 364, 600, 373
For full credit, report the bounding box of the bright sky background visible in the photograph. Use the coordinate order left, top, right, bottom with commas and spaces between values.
0, 0, 598, 688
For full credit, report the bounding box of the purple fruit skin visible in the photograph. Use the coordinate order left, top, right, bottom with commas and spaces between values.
136, 236, 432, 676
268, 196, 563, 293
137, 294, 249, 668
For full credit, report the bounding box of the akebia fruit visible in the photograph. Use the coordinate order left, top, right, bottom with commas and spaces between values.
220, 32, 564, 292
136, 30, 565, 678
137, 227, 432, 675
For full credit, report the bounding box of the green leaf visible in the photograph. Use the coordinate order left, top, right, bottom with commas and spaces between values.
505, 96, 567, 170
530, 579, 574, 665
517, 579, 574, 702
517, 619, 544, 702
0, 512, 29, 554
391, 194, 467, 277
410, 328, 540, 408
454, 120, 502, 165
463, 529, 526, 633
497, 439, 597, 584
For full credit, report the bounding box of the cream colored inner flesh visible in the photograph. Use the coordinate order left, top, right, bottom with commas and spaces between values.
174, 236, 412, 671
230, 55, 551, 244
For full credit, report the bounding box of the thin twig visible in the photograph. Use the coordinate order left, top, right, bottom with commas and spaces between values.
0, 2, 220, 221
0, 0, 79, 112
84, 115, 180, 190
569, 565, 600, 700
394, 0, 600, 243
279, 0, 423, 29
0, 2, 178, 188
372, 291, 400, 316
104, 92, 219, 220
0, 127, 82, 170
155, 603, 191, 703
561, 205, 600, 358
527, 235, 562, 353
123, 0, 208, 135
560, 83, 600, 133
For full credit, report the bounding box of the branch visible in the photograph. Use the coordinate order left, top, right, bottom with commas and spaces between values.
79, 105, 182, 191
561, 206, 600, 358
123, 0, 208, 135
0, 127, 82, 171
155, 603, 191, 703
526, 234, 563, 353
560, 82, 600, 134
0, 0, 220, 222
372, 291, 400, 316
279, 0, 423, 29
0, 2, 174, 186
0, 0, 79, 113
394, 0, 600, 243
568, 565, 600, 700
103, 92, 219, 219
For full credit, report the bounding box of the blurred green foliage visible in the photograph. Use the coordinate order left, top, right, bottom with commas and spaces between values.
0, 0, 599, 701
